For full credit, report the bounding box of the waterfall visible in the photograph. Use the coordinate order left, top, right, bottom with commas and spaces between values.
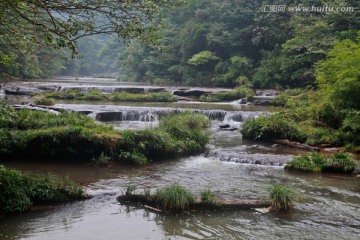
0, 84, 5, 98
93, 108, 263, 123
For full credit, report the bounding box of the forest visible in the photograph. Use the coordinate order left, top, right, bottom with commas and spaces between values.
1, 0, 359, 90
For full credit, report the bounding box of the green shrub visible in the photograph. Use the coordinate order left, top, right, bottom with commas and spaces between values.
0, 167, 85, 214
326, 152, 358, 173
200, 86, 254, 102
286, 152, 328, 173
48, 89, 83, 99
92, 152, 111, 167
155, 184, 195, 212
34, 97, 55, 106
240, 113, 303, 141
200, 189, 219, 205
79, 89, 106, 100
286, 152, 358, 173
269, 184, 299, 211
0, 102, 18, 128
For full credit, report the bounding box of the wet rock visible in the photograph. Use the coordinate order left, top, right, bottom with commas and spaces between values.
324, 148, 341, 153
221, 128, 238, 131
271, 144, 280, 148
173, 89, 212, 98
219, 124, 230, 129
4, 86, 44, 95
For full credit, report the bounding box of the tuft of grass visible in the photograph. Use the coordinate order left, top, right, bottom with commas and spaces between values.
34, 97, 55, 106
124, 184, 136, 196
200, 189, 219, 205
92, 152, 111, 167
0, 167, 85, 214
155, 184, 195, 212
269, 184, 300, 212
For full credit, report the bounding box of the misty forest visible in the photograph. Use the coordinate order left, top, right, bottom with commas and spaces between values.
0, 1, 359, 240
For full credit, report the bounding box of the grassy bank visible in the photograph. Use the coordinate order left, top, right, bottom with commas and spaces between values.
45, 89, 177, 102
0, 167, 85, 214
200, 86, 254, 102
0, 104, 210, 164
241, 90, 360, 149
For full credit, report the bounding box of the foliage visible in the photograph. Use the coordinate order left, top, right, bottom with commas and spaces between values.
188, 51, 220, 66
0, 105, 210, 165
271, 88, 307, 107
91, 152, 111, 167
0, 0, 184, 54
118, 0, 360, 88
0, 167, 85, 214
34, 97, 55, 106
286, 152, 358, 173
124, 184, 137, 196
285, 152, 328, 173
200, 86, 254, 102
269, 184, 300, 212
155, 184, 195, 212
47, 90, 177, 102
240, 113, 303, 141
200, 189, 219, 205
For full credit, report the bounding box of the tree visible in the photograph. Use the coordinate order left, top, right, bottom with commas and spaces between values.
0, 0, 184, 55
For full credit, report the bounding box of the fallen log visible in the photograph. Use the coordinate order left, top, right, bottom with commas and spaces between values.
117, 195, 271, 212
272, 139, 319, 152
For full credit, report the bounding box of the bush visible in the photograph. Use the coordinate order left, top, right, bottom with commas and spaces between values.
240, 113, 303, 141
286, 152, 358, 173
0, 167, 85, 214
285, 152, 328, 173
326, 152, 358, 173
34, 97, 55, 106
269, 184, 299, 211
200, 86, 254, 102
200, 189, 219, 205
155, 184, 195, 212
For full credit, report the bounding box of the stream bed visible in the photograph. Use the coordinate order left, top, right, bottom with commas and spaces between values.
0, 79, 359, 240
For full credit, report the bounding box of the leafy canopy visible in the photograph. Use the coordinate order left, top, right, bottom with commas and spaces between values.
0, 0, 185, 55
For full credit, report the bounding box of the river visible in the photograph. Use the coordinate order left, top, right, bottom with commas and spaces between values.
0, 79, 359, 240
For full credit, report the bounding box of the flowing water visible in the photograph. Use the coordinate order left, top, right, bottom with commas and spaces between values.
1, 80, 360, 240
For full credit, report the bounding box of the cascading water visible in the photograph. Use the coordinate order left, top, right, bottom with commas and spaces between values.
0, 84, 5, 98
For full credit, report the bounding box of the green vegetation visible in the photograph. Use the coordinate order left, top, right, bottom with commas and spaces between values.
200, 189, 219, 205
0, 104, 210, 165
0, 167, 85, 214
155, 184, 195, 212
34, 97, 55, 106
269, 184, 300, 212
285, 152, 358, 173
46, 89, 177, 102
200, 86, 254, 102
240, 113, 303, 141
119, 0, 360, 88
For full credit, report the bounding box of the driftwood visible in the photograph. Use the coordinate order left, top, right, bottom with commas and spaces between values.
272, 139, 319, 152
117, 195, 271, 212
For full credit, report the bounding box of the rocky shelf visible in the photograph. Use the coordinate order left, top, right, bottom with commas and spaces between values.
117, 194, 271, 212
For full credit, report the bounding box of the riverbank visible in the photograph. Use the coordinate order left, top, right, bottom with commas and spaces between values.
0, 104, 210, 165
